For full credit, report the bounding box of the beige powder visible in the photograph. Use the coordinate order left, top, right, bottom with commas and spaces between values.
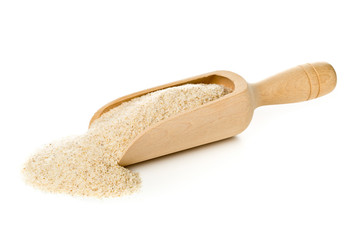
22, 84, 230, 198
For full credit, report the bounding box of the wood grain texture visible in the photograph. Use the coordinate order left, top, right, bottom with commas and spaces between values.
89, 62, 336, 166
251, 62, 336, 107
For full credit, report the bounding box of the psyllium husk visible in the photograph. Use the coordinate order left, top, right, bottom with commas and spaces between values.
22, 84, 230, 198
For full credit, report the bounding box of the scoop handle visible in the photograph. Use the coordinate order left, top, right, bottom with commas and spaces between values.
251, 62, 336, 108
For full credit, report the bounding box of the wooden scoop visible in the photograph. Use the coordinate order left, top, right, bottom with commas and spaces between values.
90, 62, 336, 166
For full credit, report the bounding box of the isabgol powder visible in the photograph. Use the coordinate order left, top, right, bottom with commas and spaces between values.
22, 84, 230, 198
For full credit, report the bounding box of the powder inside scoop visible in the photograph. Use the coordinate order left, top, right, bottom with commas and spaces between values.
22, 83, 230, 198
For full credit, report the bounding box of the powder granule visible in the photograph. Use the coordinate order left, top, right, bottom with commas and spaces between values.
22, 84, 230, 198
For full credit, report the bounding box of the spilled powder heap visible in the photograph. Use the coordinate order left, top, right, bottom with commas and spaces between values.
23, 84, 230, 198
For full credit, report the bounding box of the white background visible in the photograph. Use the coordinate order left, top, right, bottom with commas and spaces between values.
0, 0, 359, 239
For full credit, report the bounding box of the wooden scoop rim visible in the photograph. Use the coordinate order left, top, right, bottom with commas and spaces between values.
89, 70, 247, 127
